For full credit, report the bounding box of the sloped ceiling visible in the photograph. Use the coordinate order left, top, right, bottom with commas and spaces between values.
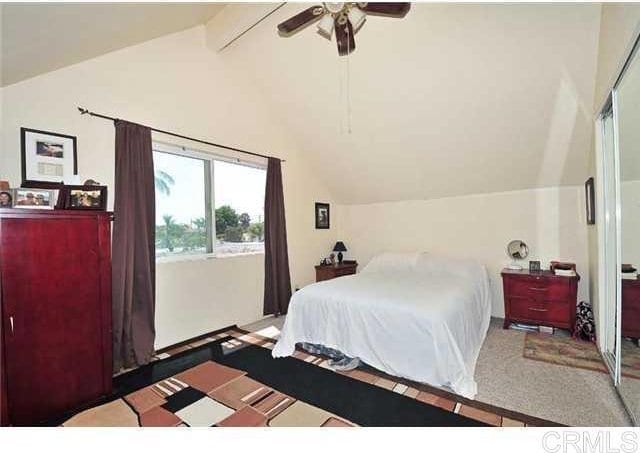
2, 3, 224, 86
219, 3, 602, 204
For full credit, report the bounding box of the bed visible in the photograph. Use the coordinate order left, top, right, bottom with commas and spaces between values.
272, 252, 492, 398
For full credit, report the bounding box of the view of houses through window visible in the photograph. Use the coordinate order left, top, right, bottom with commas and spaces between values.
153, 144, 266, 258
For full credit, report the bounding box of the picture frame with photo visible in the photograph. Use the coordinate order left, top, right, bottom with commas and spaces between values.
12, 188, 56, 210
315, 202, 330, 229
21, 128, 78, 189
585, 176, 595, 225
529, 260, 542, 273
63, 185, 107, 210
0, 190, 13, 208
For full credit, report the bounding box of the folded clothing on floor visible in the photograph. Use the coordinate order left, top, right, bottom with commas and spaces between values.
299, 342, 362, 371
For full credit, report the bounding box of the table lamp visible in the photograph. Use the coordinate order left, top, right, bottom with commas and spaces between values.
333, 241, 347, 264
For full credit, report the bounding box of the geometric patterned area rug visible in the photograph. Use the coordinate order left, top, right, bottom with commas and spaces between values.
523, 333, 640, 380
59, 327, 561, 427
64, 360, 353, 427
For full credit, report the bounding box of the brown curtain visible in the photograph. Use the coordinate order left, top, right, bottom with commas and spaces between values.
263, 158, 292, 315
112, 120, 156, 372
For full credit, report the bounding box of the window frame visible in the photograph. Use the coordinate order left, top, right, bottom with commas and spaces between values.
152, 141, 266, 262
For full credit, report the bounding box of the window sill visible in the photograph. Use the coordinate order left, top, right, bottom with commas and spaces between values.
156, 251, 264, 264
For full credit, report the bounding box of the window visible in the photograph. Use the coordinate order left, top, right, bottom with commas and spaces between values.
153, 142, 266, 259
214, 160, 266, 256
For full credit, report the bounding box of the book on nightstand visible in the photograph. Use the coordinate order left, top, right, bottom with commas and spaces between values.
622, 264, 638, 280
554, 269, 577, 277
551, 261, 577, 277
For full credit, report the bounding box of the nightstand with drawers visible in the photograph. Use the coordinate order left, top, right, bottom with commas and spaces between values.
315, 261, 358, 282
501, 268, 580, 331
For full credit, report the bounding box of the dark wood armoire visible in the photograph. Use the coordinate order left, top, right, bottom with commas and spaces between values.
0, 209, 113, 426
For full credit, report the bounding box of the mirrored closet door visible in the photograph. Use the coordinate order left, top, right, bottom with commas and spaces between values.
598, 104, 619, 375
600, 32, 640, 425
615, 37, 640, 425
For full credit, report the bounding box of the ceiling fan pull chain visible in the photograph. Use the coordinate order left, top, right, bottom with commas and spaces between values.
338, 51, 344, 134
347, 25, 352, 134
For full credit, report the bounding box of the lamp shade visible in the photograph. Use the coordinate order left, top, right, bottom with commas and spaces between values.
333, 241, 347, 252
347, 6, 366, 32
317, 13, 335, 38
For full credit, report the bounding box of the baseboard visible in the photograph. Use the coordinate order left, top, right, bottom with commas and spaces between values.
155, 324, 237, 355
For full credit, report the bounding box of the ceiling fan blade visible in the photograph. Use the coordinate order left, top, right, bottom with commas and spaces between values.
335, 17, 355, 56
277, 5, 325, 35
359, 2, 411, 17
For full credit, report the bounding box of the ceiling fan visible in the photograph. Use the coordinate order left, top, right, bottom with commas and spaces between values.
277, 2, 411, 56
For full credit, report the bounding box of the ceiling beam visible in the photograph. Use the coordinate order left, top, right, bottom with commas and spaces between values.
205, 3, 286, 52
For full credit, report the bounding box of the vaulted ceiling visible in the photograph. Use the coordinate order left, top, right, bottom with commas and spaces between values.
1, 3, 224, 86
2, 3, 604, 204
219, 3, 602, 204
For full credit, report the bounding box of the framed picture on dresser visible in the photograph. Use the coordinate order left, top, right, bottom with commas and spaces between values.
21, 128, 77, 189
12, 188, 55, 209
0, 190, 13, 208
62, 185, 107, 210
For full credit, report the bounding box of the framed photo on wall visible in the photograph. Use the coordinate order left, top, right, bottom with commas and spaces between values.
21, 128, 77, 189
315, 202, 330, 229
585, 177, 595, 225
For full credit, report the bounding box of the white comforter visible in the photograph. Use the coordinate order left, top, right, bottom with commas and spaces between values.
272, 253, 492, 398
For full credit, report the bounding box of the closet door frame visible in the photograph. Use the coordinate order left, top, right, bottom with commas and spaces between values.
596, 28, 640, 426
595, 104, 621, 384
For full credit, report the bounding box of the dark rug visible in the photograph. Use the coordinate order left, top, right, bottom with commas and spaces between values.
50, 336, 487, 427
217, 343, 486, 427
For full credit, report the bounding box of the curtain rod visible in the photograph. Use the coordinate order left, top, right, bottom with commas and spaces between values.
77, 107, 284, 163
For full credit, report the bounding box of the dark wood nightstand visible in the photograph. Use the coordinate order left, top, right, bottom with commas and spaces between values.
622, 278, 640, 339
315, 262, 358, 282
501, 268, 580, 330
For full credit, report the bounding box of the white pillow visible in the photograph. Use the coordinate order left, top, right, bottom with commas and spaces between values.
415, 253, 484, 281
361, 252, 426, 274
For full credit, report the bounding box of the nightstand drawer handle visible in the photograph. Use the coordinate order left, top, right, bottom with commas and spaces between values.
528, 307, 548, 312
529, 287, 547, 292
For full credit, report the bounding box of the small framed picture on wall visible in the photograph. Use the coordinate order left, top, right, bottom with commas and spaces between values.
585, 177, 595, 225
21, 127, 77, 188
315, 202, 330, 229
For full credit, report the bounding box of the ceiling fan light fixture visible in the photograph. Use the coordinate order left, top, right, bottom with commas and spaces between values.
347, 6, 366, 32
324, 2, 345, 14
317, 13, 335, 39
277, 2, 410, 55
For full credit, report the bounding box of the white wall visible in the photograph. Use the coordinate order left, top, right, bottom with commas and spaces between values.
336, 186, 589, 317
0, 26, 337, 349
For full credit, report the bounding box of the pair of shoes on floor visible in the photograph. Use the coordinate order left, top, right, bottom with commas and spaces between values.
327, 357, 361, 372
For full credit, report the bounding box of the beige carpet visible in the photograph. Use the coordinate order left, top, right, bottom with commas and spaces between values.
475, 319, 629, 426
242, 316, 631, 426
